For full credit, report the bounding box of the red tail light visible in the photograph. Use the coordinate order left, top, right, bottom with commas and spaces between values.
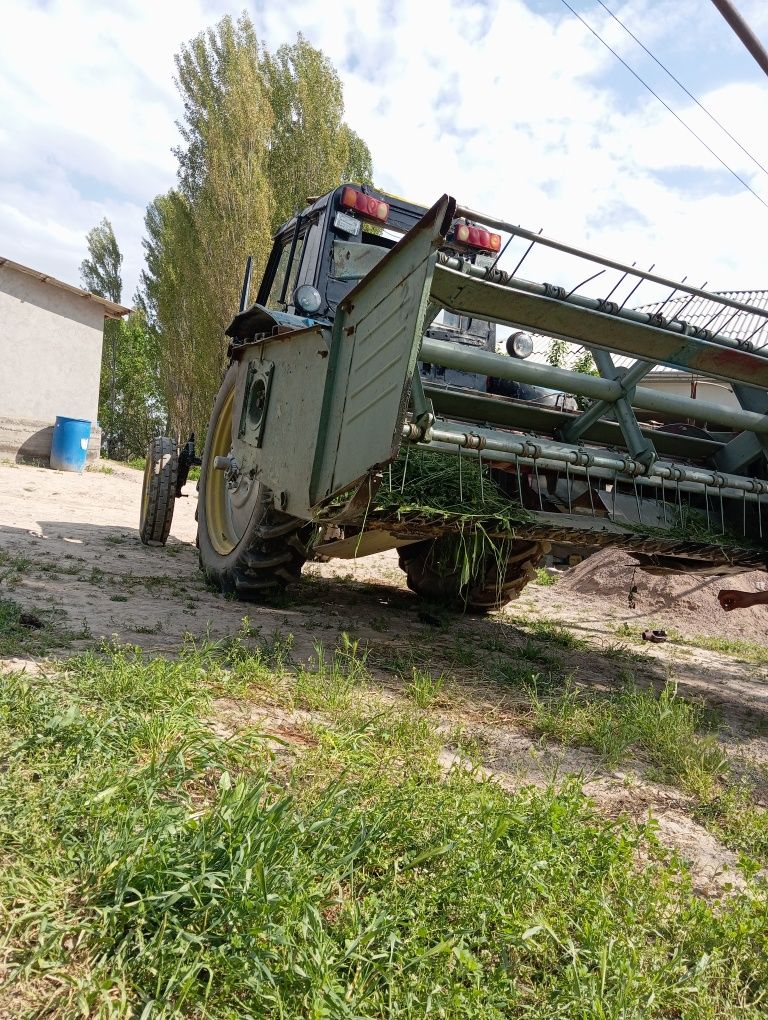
453, 222, 501, 253
341, 187, 389, 223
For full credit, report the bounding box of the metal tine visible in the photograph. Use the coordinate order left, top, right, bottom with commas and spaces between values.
508, 229, 543, 279
478, 449, 484, 502
611, 470, 618, 521
400, 443, 410, 494
743, 490, 747, 537
744, 320, 768, 344
720, 487, 725, 535
458, 446, 463, 502
566, 269, 605, 300
533, 459, 543, 511
633, 477, 642, 523
602, 263, 636, 303
661, 476, 667, 524
586, 466, 596, 517
653, 277, 686, 318
701, 305, 742, 334
669, 281, 708, 325
566, 462, 572, 513
619, 264, 655, 312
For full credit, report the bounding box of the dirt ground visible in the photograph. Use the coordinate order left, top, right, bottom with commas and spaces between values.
2, 458, 767, 896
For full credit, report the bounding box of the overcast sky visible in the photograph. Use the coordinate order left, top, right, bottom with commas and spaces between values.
2, 0, 767, 307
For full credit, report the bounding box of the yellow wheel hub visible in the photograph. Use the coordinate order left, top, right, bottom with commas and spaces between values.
203, 384, 262, 556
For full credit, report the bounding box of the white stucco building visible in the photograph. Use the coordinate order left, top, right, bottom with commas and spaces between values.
0, 256, 130, 463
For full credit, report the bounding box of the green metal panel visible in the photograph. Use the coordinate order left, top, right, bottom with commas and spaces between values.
430, 264, 768, 389
310, 194, 456, 504
232, 327, 331, 519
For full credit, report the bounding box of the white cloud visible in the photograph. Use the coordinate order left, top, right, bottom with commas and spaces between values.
1, 0, 767, 306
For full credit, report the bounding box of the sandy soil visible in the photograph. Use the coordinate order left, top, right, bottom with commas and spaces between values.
2, 459, 767, 897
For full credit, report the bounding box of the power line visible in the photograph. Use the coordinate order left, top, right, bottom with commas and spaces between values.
559, 0, 768, 213
595, 0, 768, 179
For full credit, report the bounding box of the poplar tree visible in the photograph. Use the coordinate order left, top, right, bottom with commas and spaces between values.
139, 14, 373, 438
81, 220, 165, 457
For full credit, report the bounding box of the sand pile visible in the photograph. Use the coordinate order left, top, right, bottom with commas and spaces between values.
561, 548, 768, 643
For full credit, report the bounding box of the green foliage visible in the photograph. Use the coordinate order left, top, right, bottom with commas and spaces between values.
2, 644, 768, 1016
0, 597, 75, 656
140, 15, 373, 438
265, 34, 373, 228
695, 784, 768, 867
534, 567, 556, 586
79, 217, 122, 304
405, 667, 448, 708
531, 680, 727, 795
546, 337, 569, 368
98, 311, 166, 459
80, 219, 167, 457
546, 343, 597, 409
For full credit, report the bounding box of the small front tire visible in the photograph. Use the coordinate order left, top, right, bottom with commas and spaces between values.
139, 437, 178, 546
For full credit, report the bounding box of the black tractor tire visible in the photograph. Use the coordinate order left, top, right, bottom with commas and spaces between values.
139, 437, 178, 546
398, 536, 548, 614
197, 364, 310, 600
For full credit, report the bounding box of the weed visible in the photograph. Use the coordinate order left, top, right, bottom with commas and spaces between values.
695, 784, 768, 866
516, 637, 559, 665
534, 566, 556, 586
405, 667, 447, 708
0, 598, 74, 657
674, 633, 768, 665
295, 633, 368, 711
131, 620, 163, 635
525, 617, 586, 649
531, 680, 727, 795
0, 549, 32, 585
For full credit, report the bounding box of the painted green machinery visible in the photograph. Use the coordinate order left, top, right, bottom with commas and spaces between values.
140, 186, 768, 612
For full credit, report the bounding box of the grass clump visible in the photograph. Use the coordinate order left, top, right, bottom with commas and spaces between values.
405, 666, 448, 707
695, 785, 768, 868
534, 567, 556, 586
0, 597, 75, 657
524, 617, 586, 650
675, 633, 768, 665
531, 680, 727, 795
373, 448, 530, 525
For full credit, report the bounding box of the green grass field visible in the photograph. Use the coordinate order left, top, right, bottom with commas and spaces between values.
2, 629, 768, 1018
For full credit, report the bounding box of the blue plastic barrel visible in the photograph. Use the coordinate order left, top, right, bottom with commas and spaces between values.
50, 416, 91, 472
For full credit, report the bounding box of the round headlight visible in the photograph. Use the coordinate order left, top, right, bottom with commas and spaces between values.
506, 331, 533, 359
293, 285, 322, 315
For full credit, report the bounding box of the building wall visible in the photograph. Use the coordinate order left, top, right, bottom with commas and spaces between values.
0, 265, 106, 462
643, 373, 740, 410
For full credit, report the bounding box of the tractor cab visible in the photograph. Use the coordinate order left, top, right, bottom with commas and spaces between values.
231, 184, 545, 401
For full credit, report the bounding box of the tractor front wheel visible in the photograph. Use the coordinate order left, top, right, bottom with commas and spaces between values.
399, 536, 548, 614
197, 364, 310, 599
139, 436, 178, 546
